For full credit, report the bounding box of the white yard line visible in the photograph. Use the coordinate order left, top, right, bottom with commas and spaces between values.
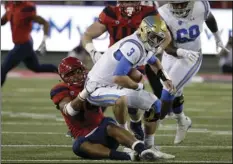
1, 159, 231, 163
3, 122, 231, 128
2, 129, 232, 136
2, 145, 232, 149
2, 111, 232, 120
1, 111, 61, 120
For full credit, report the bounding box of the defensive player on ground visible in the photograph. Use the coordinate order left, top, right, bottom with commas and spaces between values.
79, 15, 175, 159
1, 1, 57, 87
50, 56, 166, 161
81, 1, 171, 143
156, 1, 229, 144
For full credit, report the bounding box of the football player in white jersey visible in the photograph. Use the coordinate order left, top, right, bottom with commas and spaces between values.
77, 15, 175, 159
156, 1, 229, 145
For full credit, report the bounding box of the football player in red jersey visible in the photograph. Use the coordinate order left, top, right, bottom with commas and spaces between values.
1, 1, 57, 87
82, 1, 171, 148
50, 56, 164, 161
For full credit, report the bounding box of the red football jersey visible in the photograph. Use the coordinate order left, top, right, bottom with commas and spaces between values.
98, 5, 159, 47
50, 82, 104, 139
5, 2, 36, 44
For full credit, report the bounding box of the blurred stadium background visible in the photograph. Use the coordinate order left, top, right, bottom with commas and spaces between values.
1, 1, 232, 163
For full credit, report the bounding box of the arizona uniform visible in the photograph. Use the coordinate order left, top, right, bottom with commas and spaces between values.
158, 1, 210, 95
85, 32, 159, 112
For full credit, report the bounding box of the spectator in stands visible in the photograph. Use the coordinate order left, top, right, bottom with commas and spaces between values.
219, 36, 232, 74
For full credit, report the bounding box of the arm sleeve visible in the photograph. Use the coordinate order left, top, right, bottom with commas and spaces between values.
147, 55, 158, 65
113, 50, 133, 76
50, 84, 70, 105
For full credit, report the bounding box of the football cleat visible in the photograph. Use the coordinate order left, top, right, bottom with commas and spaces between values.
140, 149, 160, 161
174, 116, 192, 144
150, 146, 175, 159
123, 147, 140, 161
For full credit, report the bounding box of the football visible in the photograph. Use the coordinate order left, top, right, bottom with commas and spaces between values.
128, 68, 143, 83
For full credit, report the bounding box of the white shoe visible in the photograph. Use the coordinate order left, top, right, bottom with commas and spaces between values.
150, 146, 175, 159
140, 149, 160, 161
174, 116, 192, 144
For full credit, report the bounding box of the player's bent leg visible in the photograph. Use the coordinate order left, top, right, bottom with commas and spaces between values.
106, 122, 161, 161
73, 139, 131, 160
1, 45, 23, 86
143, 101, 175, 159
128, 108, 144, 141
23, 42, 58, 73
160, 89, 175, 120
113, 96, 128, 130
172, 93, 192, 145
127, 68, 144, 140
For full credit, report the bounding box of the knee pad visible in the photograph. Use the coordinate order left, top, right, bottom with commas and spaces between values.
161, 89, 175, 101
172, 94, 184, 109
128, 107, 138, 115
143, 100, 161, 122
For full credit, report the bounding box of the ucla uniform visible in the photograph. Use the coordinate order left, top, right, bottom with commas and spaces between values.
158, 1, 210, 96
85, 32, 159, 112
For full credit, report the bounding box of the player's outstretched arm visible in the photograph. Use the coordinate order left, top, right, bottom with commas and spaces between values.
205, 12, 229, 53
82, 21, 106, 48
32, 15, 49, 37
57, 89, 88, 116
148, 56, 175, 94
81, 22, 106, 63
1, 13, 8, 26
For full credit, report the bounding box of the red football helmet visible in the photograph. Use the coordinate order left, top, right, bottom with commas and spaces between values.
118, 1, 141, 17
58, 57, 87, 87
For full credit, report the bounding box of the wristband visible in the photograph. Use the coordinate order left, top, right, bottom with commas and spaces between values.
79, 88, 88, 100
136, 83, 144, 91
64, 102, 79, 116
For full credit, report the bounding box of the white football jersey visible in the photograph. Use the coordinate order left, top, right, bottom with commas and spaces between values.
158, 1, 210, 51
88, 32, 152, 85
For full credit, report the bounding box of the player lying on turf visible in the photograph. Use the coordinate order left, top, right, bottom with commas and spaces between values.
149, 1, 229, 144
50, 56, 168, 161
1, 1, 57, 87
82, 1, 171, 146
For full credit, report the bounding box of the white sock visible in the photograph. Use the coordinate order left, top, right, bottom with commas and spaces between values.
130, 117, 142, 123
119, 122, 129, 131
144, 134, 155, 148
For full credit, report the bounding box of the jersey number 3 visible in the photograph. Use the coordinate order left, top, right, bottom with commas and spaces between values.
127, 48, 135, 56
176, 25, 200, 43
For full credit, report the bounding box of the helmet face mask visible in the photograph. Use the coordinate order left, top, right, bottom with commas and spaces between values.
58, 57, 87, 87
169, 1, 194, 18
118, 1, 141, 17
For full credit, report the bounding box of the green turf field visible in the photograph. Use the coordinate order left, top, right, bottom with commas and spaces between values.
1, 78, 232, 163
